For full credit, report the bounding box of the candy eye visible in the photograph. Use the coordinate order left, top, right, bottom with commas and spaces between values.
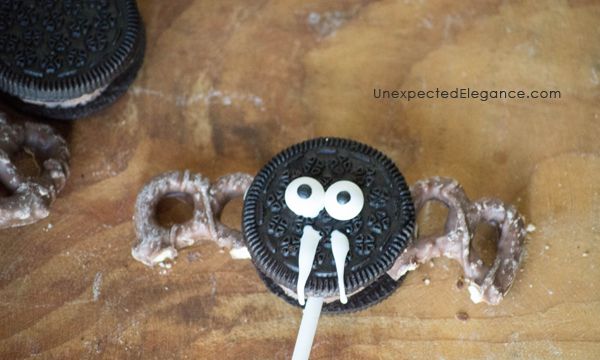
284, 177, 325, 218
324, 180, 364, 221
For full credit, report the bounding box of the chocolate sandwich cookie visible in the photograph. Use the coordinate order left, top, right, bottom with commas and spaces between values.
242, 137, 415, 313
0, 0, 145, 120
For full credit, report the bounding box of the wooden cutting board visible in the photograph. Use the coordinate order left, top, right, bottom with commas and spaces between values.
1, 0, 599, 359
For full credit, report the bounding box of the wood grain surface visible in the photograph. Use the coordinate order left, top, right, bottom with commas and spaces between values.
1, 0, 600, 359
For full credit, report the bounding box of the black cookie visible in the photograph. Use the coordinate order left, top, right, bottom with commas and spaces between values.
243, 137, 415, 312
0, 0, 145, 120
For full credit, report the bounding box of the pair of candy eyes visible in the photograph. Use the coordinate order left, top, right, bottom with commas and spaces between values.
284, 177, 364, 221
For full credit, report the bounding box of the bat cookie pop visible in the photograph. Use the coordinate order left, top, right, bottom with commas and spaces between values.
132, 138, 527, 360
242, 138, 415, 359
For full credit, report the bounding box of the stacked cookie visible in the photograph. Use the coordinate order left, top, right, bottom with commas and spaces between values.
0, 0, 145, 119
242, 137, 416, 313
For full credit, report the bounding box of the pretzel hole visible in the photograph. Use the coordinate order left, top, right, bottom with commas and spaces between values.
13, 148, 40, 178
155, 192, 195, 228
0, 181, 9, 197
416, 200, 449, 238
0, 148, 40, 197
471, 221, 499, 268
220, 197, 244, 231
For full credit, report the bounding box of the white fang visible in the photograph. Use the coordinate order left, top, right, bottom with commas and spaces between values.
330, 230, 349, 304
297, 225, 321, 306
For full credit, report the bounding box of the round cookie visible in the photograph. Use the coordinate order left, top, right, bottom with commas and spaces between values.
0, 0, 145, 120
242, 137, 415, 313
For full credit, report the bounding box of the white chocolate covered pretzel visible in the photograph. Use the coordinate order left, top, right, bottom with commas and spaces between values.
0, 113, 70, 228
131, 170, 253, 266
387, 177, 526, 305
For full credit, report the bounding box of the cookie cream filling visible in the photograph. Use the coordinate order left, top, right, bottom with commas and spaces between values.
22, 85, 108, 109
279, 282, 365, 304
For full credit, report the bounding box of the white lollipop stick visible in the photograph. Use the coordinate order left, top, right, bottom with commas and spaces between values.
330, 230, 350, 304
297, 225, 321, 306
291, 296, 324, 360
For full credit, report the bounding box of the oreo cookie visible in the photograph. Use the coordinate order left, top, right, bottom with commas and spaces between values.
0, 0, 145, 120
242, 138, 415, 313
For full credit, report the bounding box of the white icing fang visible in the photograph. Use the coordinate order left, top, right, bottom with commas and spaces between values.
330, 230, 350, 304
297, 225, 321, 306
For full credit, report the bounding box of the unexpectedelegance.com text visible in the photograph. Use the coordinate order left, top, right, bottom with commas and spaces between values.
374, 88, 561, 101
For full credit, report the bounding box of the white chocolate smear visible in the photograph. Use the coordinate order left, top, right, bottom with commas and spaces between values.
229, 246, 251, 259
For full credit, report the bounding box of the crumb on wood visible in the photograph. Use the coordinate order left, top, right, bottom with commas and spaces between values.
455, 312, 468, 323
455, 279, 464, 291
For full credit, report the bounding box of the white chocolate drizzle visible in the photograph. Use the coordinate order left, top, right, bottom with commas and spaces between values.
296, 225, 321, 306
330, 230, 349, 304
